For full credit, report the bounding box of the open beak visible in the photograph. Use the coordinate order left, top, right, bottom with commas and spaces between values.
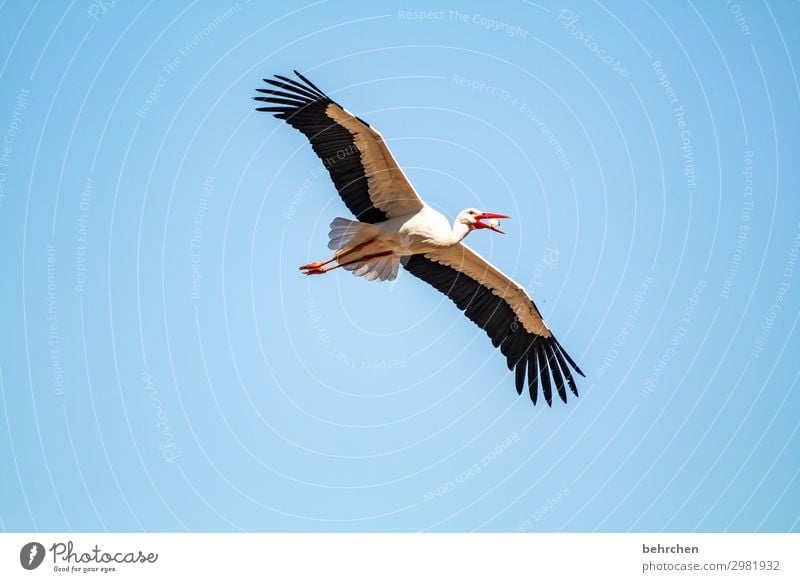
474, 212, 511, 234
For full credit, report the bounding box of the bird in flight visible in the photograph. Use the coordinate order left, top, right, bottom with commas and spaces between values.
255, 71, 584, 406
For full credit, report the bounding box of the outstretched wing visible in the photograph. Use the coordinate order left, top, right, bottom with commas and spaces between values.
403, 244, 584, 406
255, 70, 425, 223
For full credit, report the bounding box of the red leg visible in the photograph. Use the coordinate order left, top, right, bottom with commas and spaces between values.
298, 257, 335, 271
303, 250, 393, 276
299, 237, 378, 271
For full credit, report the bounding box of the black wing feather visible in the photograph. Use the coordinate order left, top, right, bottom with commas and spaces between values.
527, 350, 539, 405
515, 359, 526, 395
265, 78, 321, 101
403, 254, 583, 406
536, 343, 553, 406
254, 71, 386, 224
549, 346, 567, 404
553, 348, 579, 398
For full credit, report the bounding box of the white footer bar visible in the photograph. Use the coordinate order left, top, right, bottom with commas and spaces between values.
2, 533, 798, 581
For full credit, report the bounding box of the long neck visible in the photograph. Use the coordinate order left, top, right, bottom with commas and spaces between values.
448, 220, 471, 245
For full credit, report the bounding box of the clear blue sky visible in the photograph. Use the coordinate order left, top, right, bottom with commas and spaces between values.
0, 0, 798, 532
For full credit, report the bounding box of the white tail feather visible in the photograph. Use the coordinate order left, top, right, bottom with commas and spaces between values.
328, 217, 370, 251
343, 254, 400, 282
327, 217, 398, 281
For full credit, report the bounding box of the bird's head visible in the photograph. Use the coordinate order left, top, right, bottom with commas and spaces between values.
458, 208, 511, 235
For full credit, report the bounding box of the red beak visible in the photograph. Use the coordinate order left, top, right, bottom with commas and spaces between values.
474, 212, 511, 234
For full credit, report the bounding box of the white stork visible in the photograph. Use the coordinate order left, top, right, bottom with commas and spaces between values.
255, 71, 584, 406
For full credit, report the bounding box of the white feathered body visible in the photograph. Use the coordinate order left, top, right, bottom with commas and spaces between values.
326, 206, 470, 281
